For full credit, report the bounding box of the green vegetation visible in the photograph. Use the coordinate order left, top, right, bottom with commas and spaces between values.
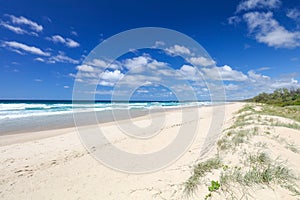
208, 180, 220, 192
184, 156, 222, 195
217, 128, 259, 151
184, 103, 300, 199
249, 88, 300, 107
204, 180, 221, 199
220, 152, 299, 195
258, 104, 300, 123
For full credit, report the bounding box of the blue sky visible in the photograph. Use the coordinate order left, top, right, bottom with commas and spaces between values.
0, 0, 300, 100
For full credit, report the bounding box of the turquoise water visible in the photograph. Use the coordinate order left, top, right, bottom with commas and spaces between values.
0, 100, 211, 120
0, 100, 212, 134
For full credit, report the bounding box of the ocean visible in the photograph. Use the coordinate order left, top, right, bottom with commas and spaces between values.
0, 100, 212, 135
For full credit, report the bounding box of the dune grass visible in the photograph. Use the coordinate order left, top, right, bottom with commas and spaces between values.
184, 156, 222, 195
220, 152, 299, 195
184, 103, 300, 199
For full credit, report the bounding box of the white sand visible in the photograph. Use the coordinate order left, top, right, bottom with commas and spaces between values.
0, 103, 244, 199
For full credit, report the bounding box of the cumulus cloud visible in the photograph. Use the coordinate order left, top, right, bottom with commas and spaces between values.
225, 84, 240, 91
124, 55, 168, 73
176, 65, 204, 81
86, 58, 120, 70
74, 61, 124, 86
179, 65, 197, 76
227, 70, 300, 99
47, 35, 80, 48
76, 64, 94, 72
248, 70, 271, 82
2, 41, 50, 56
243, 12, 300, 48
202, 65, 248, 81
124, 56, 149, 72
188, 56, 216, 67
230, 0, 300, 48
270, 78, 299, 89
165, 45, 193, 56
73, 55, 171, 87
153, 41, 165, 48
236, 0, 281, 12
101, 70, 124, 82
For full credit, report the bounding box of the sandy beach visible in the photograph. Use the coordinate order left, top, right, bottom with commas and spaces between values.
1, 102, 300, 199
0, 103, 239, 199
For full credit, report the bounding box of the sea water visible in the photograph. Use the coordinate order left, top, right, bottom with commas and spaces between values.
0, 100, 212, 134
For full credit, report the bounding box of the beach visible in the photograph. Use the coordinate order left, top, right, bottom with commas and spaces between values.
1, 102, 300, 199
0, 102, 240, 199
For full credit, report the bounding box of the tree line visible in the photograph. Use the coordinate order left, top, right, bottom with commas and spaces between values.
248, 88, 300, 106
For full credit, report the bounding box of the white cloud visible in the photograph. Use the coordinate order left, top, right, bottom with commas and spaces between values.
236, 0, 281, 12
227, 70, 300, 99
153, 41, 165, 48
256, 67, 271, 71
123, 55, 168, 73
124, 56, 149, 72
202, 65, 248, 81
248, 70, 271, 82
71, 31, 78, 36
0, 21, 37, 36
228, 16, 241, 25
165, 45, 193, 56
47, 35, 80, 48
118, 75, 161, 87
243, 12, 300, 48
270, 78, 299, 89
2, 41, 50, 56
179, 65, 197, 76
34, 57, 45, 62
48, 52, 79, 64
177, 65, 204, 81
101, 70, 124, 82
73, 62, 124, 86
64, 86, 70, 89
136, 89, 149, 93
65, 39, 80, 48
225, 84, 240, 91
287, 8, 300, 20
188, 56, 216, 67
76, 64, 94, 72
7, 14, 43, 32
86, 58, 120, 70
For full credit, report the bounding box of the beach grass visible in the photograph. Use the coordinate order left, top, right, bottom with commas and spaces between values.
184, 156, 222, 195
184, 103, 300, 199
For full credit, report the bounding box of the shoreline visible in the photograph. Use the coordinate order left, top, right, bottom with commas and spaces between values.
0, 103, 229, 137
0, 102, 243, 199
0, 104, 202, 146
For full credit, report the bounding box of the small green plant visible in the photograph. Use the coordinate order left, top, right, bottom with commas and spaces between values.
204, 181, 221, 200
208, 180, 220, 192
